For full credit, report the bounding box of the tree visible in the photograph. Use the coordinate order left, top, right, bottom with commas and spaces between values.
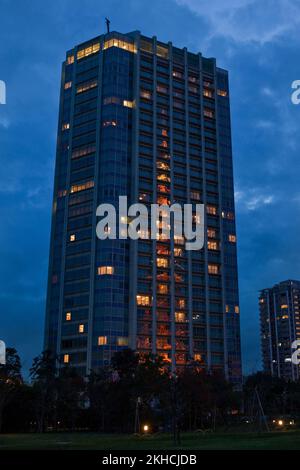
87, 368, 112, 431
244, 372, 286, 418
111, 349, 139, 379
87, 350, 170, 433
109, 349, 139, 432
0, 348, 22, 432
134, 354, 169, 432
30, 350, 57, 432
2, 383, 35, 432
56, 366, 85, 430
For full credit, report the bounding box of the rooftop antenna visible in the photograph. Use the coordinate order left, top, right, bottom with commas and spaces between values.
105, 17, 110, 34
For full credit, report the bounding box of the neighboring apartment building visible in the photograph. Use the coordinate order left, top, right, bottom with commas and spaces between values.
44, 30, 242, 387
260, 280, 300, 381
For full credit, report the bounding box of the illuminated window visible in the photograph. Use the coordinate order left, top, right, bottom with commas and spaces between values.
160, 353, 171, 363
157, 161, 170, 170
98, 336, 107, 346
57, 189, 67, 198
64, 81, 72, 90
281, 304, 288, 309
66, 55, 74, 65
161, 129, 168, 137
222, 211, 235, 220
117, 337, 129, 346
226, 305, 230, 313
102, 120, 117, 127
70, 234, 76, 242
235, 306, 240, 314
140, 89, 151, 100
157, 173, 170, 182
158, 284, 168, 294
157, 85, 168, 94
189, 76, 198, 84
103, 38, 136, 53
157, 184, 170, 193
174, 236, 185, 245
66, 312, 72, 321
191, 191, 200, 201
157, 338, 171, 350
140, 39, 153, 53
77, 79, 98, 94
208, 241, 218, 251
77, 42, 100, 60
157, 258, 168, 268
204, 109, 214, 118
79, 324, 84, 333
175, 274, 184, 284
193, 213, 201, 224
207, 205, 217, 215
157, 245, 169, 255
136, 295, 151, 306
207, 228, 216, 238
62, 123, 70, 131
175, 312, 186, 322
178, 299, 185, 309
156, 45, 168, 59
158, 272, 169, 281
98, 266, 114, 275
229, 234, 236, 243
174, 248, 183, 257
194, 353, 202, 362
208, 264, 219, 275
70, 180, 94, 193
139, 193, 150, 202
157, 196, 170, 205
72, 144, 96, 159
123, 100, 134, 108
203, 89, 213, 98
63, 354, 69, 364
159, 152, 170, 159
173, 70, 183, 79
217, 89, 227, 97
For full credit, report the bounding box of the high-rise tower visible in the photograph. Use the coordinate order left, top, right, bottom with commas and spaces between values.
45, 30, 242, 387
260, 280, 300, 381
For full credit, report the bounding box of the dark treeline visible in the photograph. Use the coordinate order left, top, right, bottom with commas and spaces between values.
1, 347, 300, 433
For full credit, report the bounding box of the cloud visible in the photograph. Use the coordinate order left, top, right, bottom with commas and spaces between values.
235, 188, 275, 211
261, 86, 275, 97
253, 83, 299, 156
0, 116, 10, 128
175, 0, 300, 44
255, 119, 274, 129
292, 193, 300, 204
0, 156, 52, 210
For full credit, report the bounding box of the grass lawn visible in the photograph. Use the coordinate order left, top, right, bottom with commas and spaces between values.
0, 430, 300, 450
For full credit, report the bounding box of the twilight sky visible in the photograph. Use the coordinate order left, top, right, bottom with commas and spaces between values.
1, 0, 300, 377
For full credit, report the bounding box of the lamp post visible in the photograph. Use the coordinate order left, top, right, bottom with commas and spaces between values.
134, 397, 141, 434
170, 373, 181, 446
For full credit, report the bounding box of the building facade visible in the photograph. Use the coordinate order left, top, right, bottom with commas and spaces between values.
259, 280, 300, 381
44, 30, 242, 386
